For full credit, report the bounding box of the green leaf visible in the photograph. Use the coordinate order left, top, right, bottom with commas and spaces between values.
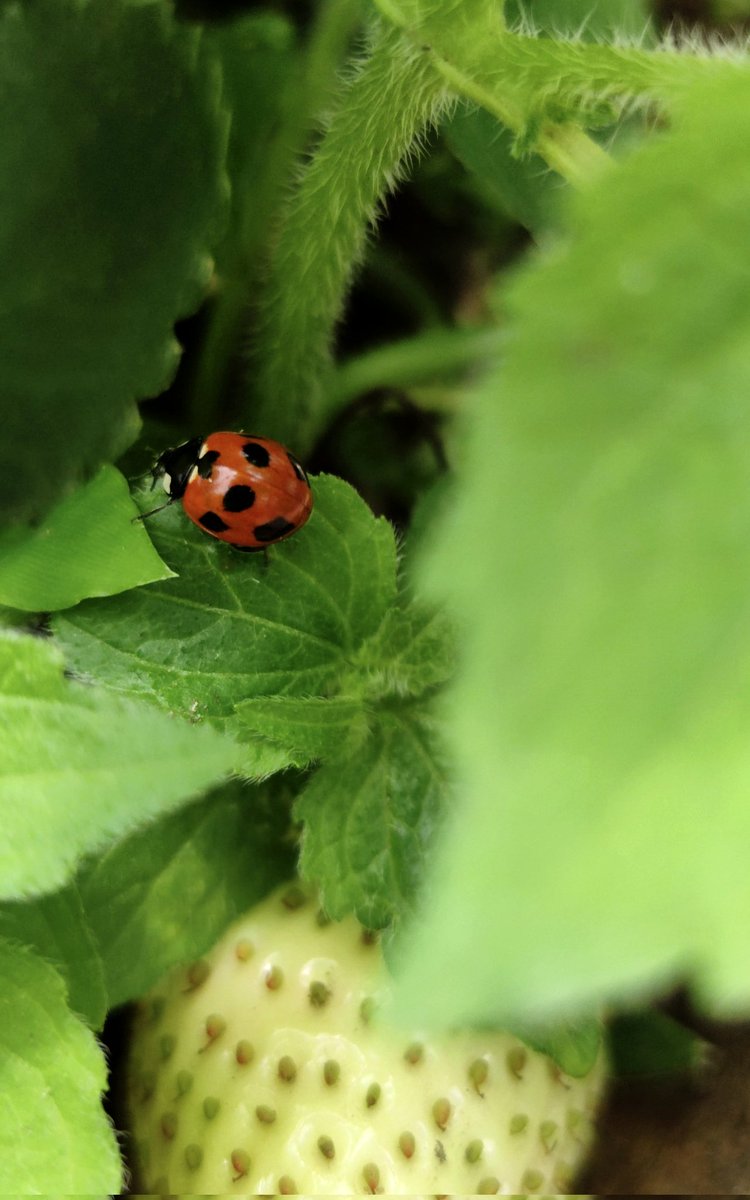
505, 0, 652, 38
207, 11, 297, 272
77, 779, 295, 1009
0, 0, 227, 526
609, 1010, 709, 1079
233, 695, 370, 766
0, 630, 240, 900
0, 883, 106, 1029
513, 1017, 603, 1078
189, 11, 298, 428
394, 70, 750, 1028
444, 104, 561, 233
0, 466, 173, 612
296, 709, 450, 928
54, 475, 397, 744
353, 604, 457, 699
375, 0, 719, 187
0, 940, 121, 1192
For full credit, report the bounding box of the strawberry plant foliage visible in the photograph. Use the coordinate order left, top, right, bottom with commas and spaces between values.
76, 778, 296, 1010
295, 709, 450, 929
0, 466, 173, 613
54, 477, 397, 726
0, 882, 107, 1030
507, 0, 652, 35
0, 631, 241, 901
55, 476, 453, 931
5, 0, 750, 1190
0, 940, 121, 1193
0, 0, 227, 526
395, 68, 750, 1029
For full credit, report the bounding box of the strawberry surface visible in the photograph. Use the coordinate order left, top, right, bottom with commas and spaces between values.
126, 884, 606, 1193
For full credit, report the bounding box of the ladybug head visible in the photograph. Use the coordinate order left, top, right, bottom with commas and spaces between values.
152, 436, 204, 500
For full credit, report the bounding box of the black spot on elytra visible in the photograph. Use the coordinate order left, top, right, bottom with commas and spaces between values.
242, 441, 271, 468
287, 452, 307, 483
197, 450, 220, 479
223, 484, 256, 512
199, 511, 230, 533
254, 516, 295, 543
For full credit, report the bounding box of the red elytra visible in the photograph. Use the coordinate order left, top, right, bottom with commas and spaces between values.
153, 432, 313, 551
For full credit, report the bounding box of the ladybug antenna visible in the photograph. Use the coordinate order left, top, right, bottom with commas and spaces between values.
131, 499, 172, 524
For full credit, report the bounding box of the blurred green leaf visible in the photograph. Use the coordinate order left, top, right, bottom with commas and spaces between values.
0, 466, 173, 612
189, 12, 299, 427
513, 1017, 603, 1077
207, 11, 297, 271
296, 709, 450, 928
505, 0, 651, 37
77, 778, 295, 1008
0, 0, 227, 526
609, 1010, 709, 1079
0, 940, 121, 1191
394, 70, 750, 1027
0, 630, 240, 900
0, 884, 106, 1029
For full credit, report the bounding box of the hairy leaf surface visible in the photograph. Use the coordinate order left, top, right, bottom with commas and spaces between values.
233, 695, 370, 766
77, 779, 295, 1007
0, 941, 121, 1191
0, 884, 106, 1029
0, 631, 239, 900
296, 709, 450, 928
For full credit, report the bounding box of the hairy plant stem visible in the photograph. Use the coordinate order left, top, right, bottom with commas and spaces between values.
248, 21, 450, 450
421, 45, 611, 186
249, 0, 741, 449
490, 31, 741, 110
190, 0, 365, 432
376, 1, 744, 176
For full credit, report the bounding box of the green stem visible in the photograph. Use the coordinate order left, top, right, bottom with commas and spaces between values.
375, 0, 610, 184
536, 123, 611, 189
490, 31, 739, 109
190, 0, 365, 432
245, 0, 738, 450
424, 46, 611, 185
375, 1, 746, 182
247, 20, 450, 450
330, 326, 505, 408
187, 278, 246, 433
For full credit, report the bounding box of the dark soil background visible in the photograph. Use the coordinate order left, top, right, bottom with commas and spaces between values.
583, 1020, 750, 1193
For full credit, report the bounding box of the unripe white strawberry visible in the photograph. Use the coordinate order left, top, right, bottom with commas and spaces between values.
126, 884, 606, 1194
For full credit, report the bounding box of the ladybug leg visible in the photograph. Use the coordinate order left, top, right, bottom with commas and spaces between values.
131, 499, 172, 523
231, 544, 272, 567
228, 543, 271, 568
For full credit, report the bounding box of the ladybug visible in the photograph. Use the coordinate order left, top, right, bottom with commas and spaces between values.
151, 432, 313, 552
